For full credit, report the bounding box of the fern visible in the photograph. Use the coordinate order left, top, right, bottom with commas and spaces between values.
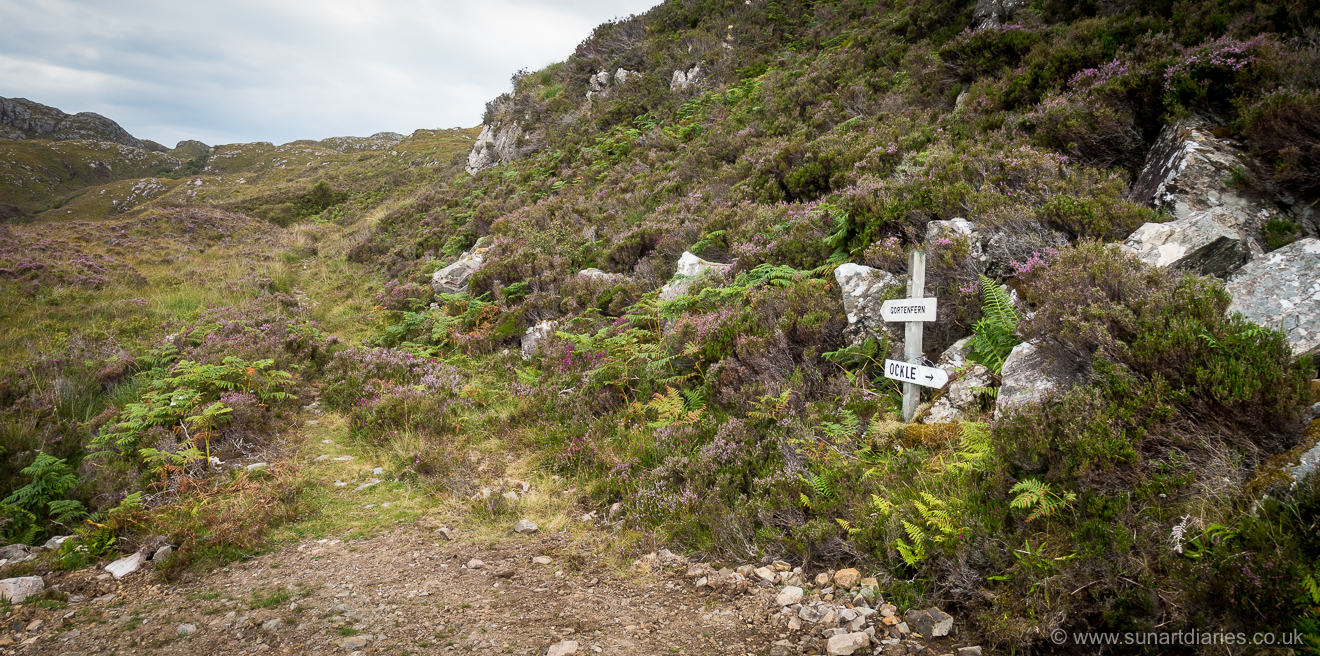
946, 422, 994, 476
1, 452, 85, 543
966, 274, 1021, 374
893, 492, 964, 565
1305, 572, 1320, 606
643, 387, 704, 427
799, 471, 837, 499
895, 538, 926, 567
748, 389, 792, 422
820, 410, 860, 442
1010, 478, 1077, 522
870, 494, 895, 516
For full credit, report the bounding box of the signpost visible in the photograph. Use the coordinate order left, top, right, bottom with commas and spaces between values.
880, 298, 937, 322
884, 359, 949, 389
880, 249, 939, 422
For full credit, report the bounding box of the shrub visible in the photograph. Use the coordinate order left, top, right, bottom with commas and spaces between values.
1238, 87, 1320, 197
373, 279, 431, 311
1163, 34, 1266, 112
0, 452, 86, 544
998, 241, 1311, 500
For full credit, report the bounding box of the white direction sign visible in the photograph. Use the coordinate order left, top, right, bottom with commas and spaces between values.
880, 298, 937, 322
884, 359, 949, 389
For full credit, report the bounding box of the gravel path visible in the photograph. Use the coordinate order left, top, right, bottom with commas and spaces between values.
1, 527, 781, 655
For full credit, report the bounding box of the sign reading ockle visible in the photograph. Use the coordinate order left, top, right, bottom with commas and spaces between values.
884, 359, 948, 388
880, 250, 943, 422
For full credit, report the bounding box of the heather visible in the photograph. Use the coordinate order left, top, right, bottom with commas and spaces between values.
1, 0, 1319, 652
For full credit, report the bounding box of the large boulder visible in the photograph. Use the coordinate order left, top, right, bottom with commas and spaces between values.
926, 337, 993, 424
996, 341, 1089, 416
431, 239, 491, 295
105, 552, 146, 580
1122, 209, 1247, 276
1225, 238, 1320, 358
833, 263, 902, 351
659, 251, 732, 301
0, 576, 43, 603
1130, 118, 1289, 260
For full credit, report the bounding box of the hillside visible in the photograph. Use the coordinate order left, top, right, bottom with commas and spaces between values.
2, 0, 1320, 654
0, 97, 160, 151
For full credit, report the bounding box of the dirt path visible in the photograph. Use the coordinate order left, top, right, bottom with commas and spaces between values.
0, 414, 976, 656
3, 526, 784, 655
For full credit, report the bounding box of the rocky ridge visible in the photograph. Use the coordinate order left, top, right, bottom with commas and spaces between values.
0, 97, 157, 151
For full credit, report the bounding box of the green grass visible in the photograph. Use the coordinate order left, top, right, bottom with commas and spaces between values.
250, 586, 292, 609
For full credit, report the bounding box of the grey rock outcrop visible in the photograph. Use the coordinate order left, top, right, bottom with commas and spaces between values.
925, 218, 982, 252
432, 238, 491, 295
997, 341, 1089, 416
521, 320, 558, 360
586, 68, 638, 101
833, 263, 902, 352
41, 535, 72, 550
1225, 238, 1320, 357
972, 0, 1026, 28
1293, 200, 1320, 239
926, 338, 993, 424
1122, 209, 1247, 276
466, 97, 543, 174
0, 544, 34, 562
1130, 118, 1289, 264
466, 122, 525, 174
0, 577, 44, 603
670, 64, 707, 92
659, 251, 733, 301
0, 96, 149, 149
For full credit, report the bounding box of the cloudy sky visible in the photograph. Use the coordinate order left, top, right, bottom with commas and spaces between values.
0, 0, 660, 147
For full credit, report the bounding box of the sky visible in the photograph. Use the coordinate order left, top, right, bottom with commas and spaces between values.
0, 0, 660, 147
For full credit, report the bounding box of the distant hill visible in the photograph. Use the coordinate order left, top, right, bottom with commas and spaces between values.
0, 96, 163, 152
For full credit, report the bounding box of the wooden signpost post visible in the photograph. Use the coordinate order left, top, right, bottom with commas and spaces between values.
881, 249, 941, 423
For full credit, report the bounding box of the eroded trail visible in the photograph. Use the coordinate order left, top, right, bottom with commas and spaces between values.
7, 527, 781, 655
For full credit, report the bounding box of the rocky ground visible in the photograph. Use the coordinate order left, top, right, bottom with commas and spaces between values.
0, 525, 980, 656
